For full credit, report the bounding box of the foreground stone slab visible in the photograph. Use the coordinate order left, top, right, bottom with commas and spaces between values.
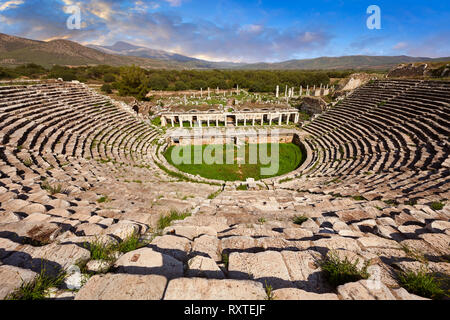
186, 256, 225, 279
75, 274, 167, 300
337, 280, 396, 300
273, 288, 339, 300
313, 236, 361, 253
0, 221, 63, 244
0, 211, 21, 224
192, 235, 221, 262
163, 225, 217, 241
164, 278, 266, 300
114, 247, 183, 279
150, 235, 192, 262
419, 233, 450, 255
3, 243, 90, 276
280, 250, 332, 293
103, 221, 141, 241
0, 265, 37, 300
175, 216, 229, 233
228, 251, 291, 289
0, 237, 24, 259
357, 236, 401, 250
391, 288, 429, 300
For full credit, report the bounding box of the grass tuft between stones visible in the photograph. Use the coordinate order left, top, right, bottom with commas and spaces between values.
85, 232, 148, 262
319, 251, 370, 288
157, 210, 192, 231
6, 266, 66, 301
397, 267, 449, 300
293, 215, 308, 225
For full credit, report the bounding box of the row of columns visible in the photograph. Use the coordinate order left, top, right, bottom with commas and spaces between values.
276, 84, 334, 98
162, 112, 300, 128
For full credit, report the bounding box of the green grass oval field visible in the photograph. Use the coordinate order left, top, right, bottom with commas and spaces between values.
164, 143, 303, 181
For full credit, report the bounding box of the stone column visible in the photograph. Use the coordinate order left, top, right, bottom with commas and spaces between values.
161, 116, 167, 127
216, 118, 219, 127
269, 114, 273, 126
279, 114, 282, 126
276, 85, 279, 98
171, 118, 174, 127
244, 116, 247, 126
300, 86, 303, 96
207, 119, 210, 127
252, 117, 255, 126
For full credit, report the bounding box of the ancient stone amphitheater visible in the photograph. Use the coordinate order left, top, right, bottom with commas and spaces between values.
0, 79, 448, 300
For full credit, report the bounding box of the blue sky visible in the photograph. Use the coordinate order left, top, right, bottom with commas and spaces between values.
0, 0, 449, 62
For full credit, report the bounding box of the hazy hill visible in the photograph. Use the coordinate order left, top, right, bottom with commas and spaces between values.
0, 33, 194, 69
88, 41, 244, 68
237, 55, 450, 70
1, 33, 448, 71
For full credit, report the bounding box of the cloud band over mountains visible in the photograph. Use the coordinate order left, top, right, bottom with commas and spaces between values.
0, 0, 448, 62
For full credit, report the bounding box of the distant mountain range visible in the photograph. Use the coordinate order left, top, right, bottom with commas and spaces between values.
87, 41, 244, 69
1, 33, 449, 70
239, 55, 450, 70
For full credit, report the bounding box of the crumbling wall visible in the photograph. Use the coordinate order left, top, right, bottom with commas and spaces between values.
387, 63, 430, 78
301, 96, 327, 115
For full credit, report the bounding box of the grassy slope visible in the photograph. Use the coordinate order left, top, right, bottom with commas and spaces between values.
164, 143, 303, 181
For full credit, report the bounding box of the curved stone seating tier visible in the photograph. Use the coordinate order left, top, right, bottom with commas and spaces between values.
295, 80, 450, 200
1, 80, 449, 300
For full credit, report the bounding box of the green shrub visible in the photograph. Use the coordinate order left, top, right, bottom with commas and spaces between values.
23, 158, 33, 167
404, 199, 418, 206
157, 210, 191, 230
41, 181, 65, 195
115, 232, 147, 254
86, 239, 116, 261
293, 215, 308, 225
103, 73, 116, 83
222, 253, 229, 268
101, 84, 112, 94
264, 280, 275, 300
430, 202, 445, 211
6, 267, 66, 300
97, 195, 111, 203
319, 251, 370, 288
397, 267, 448, 300
207, 190, 222, 199
237, 184, 248, 191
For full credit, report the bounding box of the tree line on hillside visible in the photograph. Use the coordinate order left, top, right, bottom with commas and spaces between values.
0, 63, 363, 100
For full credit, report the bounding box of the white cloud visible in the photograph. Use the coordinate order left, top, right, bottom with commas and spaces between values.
392, 42, 408, 50
164, 0, 183, 7
87, 0, 116, 21
0, 0, 24, 11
